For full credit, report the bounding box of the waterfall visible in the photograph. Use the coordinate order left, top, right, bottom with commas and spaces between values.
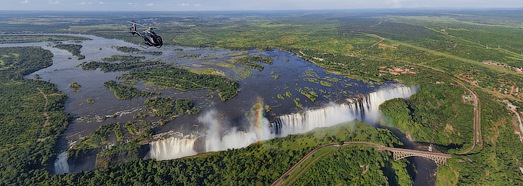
276, 85, 417, 135
54, 151, 69, 174
149, 136, 198, 160
148, 84, 417, 161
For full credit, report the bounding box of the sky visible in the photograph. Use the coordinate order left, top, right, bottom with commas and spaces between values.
4, 0, 523, 11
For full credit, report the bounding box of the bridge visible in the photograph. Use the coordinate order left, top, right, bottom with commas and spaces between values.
380, 146, 450, 165
272, 142, 452, 186
343, 142, 452, 165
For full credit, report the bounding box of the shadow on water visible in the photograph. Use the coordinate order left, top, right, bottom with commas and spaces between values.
417, 141, 463, 152
379, 125, 437, 186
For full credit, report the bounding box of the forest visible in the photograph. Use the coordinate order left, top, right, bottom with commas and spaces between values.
0, 47, 69, 184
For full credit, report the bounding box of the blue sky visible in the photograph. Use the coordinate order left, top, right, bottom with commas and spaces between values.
4, 0, 523, 11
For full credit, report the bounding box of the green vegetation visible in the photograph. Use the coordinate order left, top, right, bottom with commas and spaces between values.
136, 11, 522, 185
95, 141, 142, 169
80, 60, 163, 72
86, 98, 95, 104
271, 71, 280, 79
80, 54, 163, 72
70, 123, 116, 157
70, 121, 153, 162
2, 10, 523, 185
293, 97, 303, 108
216, 62, 252, 79
69, 82, 81, 92
297, 87, 318, 102
46, 123, 410, 185
0, 47, 69, 185
53, 43, 85, 60
0, 35, 89, 44
103, 80, 160, 100
319, 80, 332, 87
175, 53, 201, 59
291, 148, 411, 185
102, 55, 145, 62
144, 97, 201, 117
120, 66, 239, 101
230, 55, 274, 71
285, 91, 292, 98
380, 83, 474, 152
112, 46, 162, 55
0, 47, 53, 79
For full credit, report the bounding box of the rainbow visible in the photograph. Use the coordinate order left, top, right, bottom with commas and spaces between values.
253, 97, 265, 142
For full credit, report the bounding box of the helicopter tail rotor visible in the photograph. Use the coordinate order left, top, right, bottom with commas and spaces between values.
129, 22, 138, 35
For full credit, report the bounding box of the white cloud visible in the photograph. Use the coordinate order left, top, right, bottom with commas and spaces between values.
48, 0, 60, 5
128, 2, 137, 5
386, 0, 403, 7
98, 2, 103, 4
146, 3, 155, 6
20, 0, 29, 4
194, 3, 201, 7
178, 3, 190, 7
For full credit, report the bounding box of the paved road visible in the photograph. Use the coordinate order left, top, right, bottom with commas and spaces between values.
453, 80, 482, 154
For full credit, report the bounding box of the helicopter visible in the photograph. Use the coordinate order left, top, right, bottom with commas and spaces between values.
129, 21, 163, 48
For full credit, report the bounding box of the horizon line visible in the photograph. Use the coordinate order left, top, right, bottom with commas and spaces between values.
1, 7, 523, 13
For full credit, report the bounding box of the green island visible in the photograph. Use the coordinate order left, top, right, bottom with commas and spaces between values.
230, 55, 274, 71
101, 55, 145, 62
144, 97, 201, 117
112, 46, 163, 55
80, 60, 164, 72
103, 80, 160, 100
120, 65, 239, 101
69, 82, 81, 92
80, 54, 163, 72
53, 43, 85, 60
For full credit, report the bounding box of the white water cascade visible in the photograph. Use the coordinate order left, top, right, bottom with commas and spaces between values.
148, 85, 417, 161
278, 84, 417, 135
54, 151, 70, 174
149, 136, 199, 160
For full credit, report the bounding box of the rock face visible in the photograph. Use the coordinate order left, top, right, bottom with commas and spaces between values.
95, 145, 150, 169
